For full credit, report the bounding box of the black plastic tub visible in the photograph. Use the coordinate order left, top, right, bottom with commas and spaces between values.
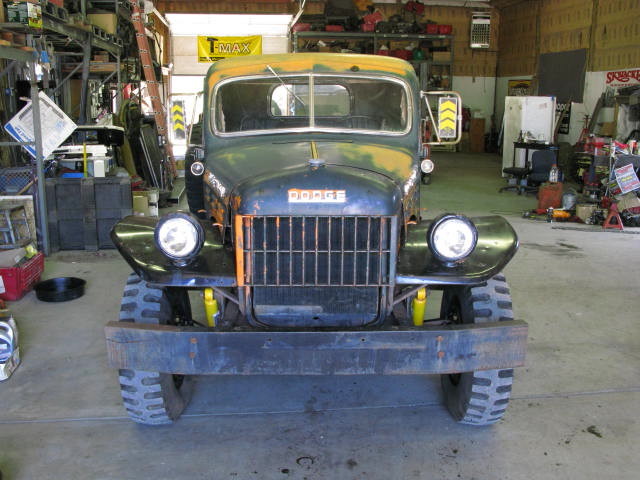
34, 277, 86, 302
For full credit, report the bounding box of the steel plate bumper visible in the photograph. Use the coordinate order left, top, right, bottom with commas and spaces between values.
105, 320, 527, 375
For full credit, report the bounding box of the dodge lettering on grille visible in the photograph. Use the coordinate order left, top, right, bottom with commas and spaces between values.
288, 189, 346, 203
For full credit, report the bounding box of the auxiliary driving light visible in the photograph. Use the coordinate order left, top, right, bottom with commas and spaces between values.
155, 212, 204, 261
190, 161, 205, 176
427, 214, 477, 263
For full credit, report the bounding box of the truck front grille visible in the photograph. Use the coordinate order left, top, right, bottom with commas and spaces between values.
237, 215, 394, 287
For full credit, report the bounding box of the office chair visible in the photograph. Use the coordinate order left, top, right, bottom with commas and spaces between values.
522, 150, 557, 193
499, 164, 530, 194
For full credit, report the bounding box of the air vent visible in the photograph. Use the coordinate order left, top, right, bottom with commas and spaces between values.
470, 12, 491, 49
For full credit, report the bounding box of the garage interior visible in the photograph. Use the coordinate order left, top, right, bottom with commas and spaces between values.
0, 1, 639, 479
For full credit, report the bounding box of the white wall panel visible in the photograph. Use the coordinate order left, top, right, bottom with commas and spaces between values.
452, 76, 496, 133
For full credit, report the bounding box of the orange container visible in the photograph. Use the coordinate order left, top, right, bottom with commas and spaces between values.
537, 182, 563, 210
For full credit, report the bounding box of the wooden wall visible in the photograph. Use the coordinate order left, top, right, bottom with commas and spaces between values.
375, 4, 501, 78
157, 1, 501, 78
498, 0, 640, 77
157, 0, 639, 76
592, 0, 640, 71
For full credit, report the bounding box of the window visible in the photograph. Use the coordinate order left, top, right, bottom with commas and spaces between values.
214, 75, 410, 134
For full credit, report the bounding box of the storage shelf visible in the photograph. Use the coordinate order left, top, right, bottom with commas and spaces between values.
0, 44, 35, 62
0, 17, 122, 57
294, 31, 452, 41
293, 31, 454, 90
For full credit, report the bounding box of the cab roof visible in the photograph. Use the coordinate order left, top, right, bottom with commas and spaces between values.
206, 53, 418, 90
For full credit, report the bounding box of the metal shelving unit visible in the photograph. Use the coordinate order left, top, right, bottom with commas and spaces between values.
0, 44, 47, 253
292, 31, 454, 90
0, 1, 128, 254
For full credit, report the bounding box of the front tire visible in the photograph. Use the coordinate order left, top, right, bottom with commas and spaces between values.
440, 274, 515, 425
118, 274, 193, 425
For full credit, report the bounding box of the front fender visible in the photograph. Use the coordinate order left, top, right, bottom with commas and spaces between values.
396, 216, 518, 286
110, 216, 236, 287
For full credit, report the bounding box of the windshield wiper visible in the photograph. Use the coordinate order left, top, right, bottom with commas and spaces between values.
266, 64, 307, 111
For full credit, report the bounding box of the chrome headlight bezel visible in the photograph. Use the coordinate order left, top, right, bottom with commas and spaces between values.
427, 214, 478, 264
154, 212, 204, 263
420, 159, 434, 174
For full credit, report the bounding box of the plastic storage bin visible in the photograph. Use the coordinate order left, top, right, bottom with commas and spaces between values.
0, 252, 45, 301
45, 177, 132, 251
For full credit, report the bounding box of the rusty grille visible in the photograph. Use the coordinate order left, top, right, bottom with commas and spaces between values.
239, 216, 394, 287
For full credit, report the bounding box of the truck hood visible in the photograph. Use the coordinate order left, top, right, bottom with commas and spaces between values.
205, 141, 412, 216
208, 140, 414, 188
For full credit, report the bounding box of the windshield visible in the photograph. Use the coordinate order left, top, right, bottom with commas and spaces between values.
213, 74, 410, 135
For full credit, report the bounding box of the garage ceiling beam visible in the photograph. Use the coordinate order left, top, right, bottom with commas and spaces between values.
155, 1, 294, 15
488, 0, 531, 9
156, 1, 521, 15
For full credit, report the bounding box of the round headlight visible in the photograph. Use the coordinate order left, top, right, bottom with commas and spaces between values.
420, 159, 434, 174
155, 213, 203, 260
427, 214, 477, 263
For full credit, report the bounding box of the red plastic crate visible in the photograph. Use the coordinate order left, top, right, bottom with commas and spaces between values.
425, 24, 439, 34
0, 252, 44, 301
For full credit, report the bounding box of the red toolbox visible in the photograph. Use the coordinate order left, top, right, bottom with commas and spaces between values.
0, 252, 45, 301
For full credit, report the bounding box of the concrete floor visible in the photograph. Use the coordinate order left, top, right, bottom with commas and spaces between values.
1, 153, 639, 479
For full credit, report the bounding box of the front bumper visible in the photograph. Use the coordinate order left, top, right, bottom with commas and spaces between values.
105, 320, 527, 375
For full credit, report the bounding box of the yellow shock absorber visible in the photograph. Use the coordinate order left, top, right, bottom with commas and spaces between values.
412, 288, 427, 326
203, 288, 219, 327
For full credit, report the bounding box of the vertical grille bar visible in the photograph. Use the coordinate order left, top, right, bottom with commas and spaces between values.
327, 216, 332, 285
289, 216, 293, 286
314, 216, 319, 285
378, 218, 385, 285
352, 217, 358, 286
275, 217, 280, 286
366, 216, 371, 285
301, 217, 306, 286
340, 217, 345, 285
262, 216, 267, 286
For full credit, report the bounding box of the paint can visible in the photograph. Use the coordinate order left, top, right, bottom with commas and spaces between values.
0, 314, 20, 381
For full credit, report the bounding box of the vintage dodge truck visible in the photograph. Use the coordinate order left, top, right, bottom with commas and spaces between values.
107, 53, 527, 426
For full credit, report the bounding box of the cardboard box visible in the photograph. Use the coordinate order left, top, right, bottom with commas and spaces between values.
616, 193, 640, 212
88, 62, 117, 73
7, 1, 42, 29
600, 122, 616, 137
432, 51, 451, 63
470, 118, 485, 153
132, 189, 159, 217
87, 13, 117, 35
575, 204, 597, 222
93, 52, 109, 62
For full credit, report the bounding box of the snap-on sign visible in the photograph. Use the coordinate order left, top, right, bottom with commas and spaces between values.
288, 189, 346, 203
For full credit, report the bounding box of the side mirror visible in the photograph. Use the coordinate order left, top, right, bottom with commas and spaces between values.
420, 91, 462, 145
